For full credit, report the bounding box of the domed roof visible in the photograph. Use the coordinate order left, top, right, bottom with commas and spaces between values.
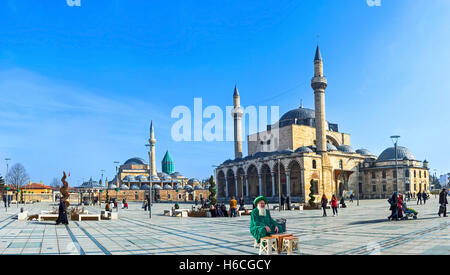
295, 146, 314, 153
150, 175, 160, 182
188, 178, 200, 184
136, 175, 148, 182
174, 184, 183, 190
120, 184, 129, 190
164, 184, 173, 190
152, 184, 162, 190
130, 184, 140, 190
184, 184, 193, 190
108, 184, 117, 190
124, 158, 146, 165
337, 145, 356, 154
279, 107, 316, 127
123, 175, 136, 182
194, 185, 204, 190
78, 178, 102, 189
378, 146, 415, 161
171, 172, 183, 177
140, 184, 150, 190
327, 143, 338, 151
356, 149, 374, 156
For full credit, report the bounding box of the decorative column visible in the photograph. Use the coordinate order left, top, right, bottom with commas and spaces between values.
271, 173, 276, 197
225, 178, 229, 198
258, 174, 262, 196
235, 177, 239, 198
286, 171, 291, 197
245, 176, 249, 198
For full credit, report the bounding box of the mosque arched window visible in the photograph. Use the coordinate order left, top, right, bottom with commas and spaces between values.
382, 171, 386, 179
312, 160, 317, 169
339, 160, 343, 169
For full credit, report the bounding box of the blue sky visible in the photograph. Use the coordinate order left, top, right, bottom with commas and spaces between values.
1, 0, 449, 186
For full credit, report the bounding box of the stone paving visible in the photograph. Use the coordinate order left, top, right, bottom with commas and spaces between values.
0, 197, 449, 255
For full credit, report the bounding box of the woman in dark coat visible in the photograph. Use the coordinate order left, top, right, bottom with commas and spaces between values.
321, 194, 328, 217
56, 199, 69, 225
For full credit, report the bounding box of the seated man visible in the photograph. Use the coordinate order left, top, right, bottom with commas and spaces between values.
250, 196, 285, 243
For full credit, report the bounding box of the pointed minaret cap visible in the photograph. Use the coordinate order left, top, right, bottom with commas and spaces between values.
233, 85, 239, 97
314, 45, 322, 61
150, 120, 154, 133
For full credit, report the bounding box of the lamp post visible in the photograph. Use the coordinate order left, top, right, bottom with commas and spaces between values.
145, 144, 153, 219
390, 135, 400, 194
115, 187, 120, 212
99, 189, 104, 209
278, 158, 282, 212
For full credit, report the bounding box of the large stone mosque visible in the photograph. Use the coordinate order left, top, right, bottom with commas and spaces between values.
215, 46, 430, 203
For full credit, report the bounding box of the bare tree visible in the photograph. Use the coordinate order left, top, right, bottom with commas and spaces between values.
50, 177, 61, 189
7, 163, 30, 189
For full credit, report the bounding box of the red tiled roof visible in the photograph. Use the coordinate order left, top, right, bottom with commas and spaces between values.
23, 183, 52, 190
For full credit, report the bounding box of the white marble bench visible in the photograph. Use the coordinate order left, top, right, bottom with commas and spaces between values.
18, 211, 28, 221
164, 210, 173, 216
174, 209, 189, 217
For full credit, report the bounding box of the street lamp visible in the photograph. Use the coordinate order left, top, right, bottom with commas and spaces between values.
390, 135, 400, 194
145, 144, 153, 219
115, 187, 120, 212
5, 186, 10, 212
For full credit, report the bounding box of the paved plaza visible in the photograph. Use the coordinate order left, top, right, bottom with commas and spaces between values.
0, 197, 449, 255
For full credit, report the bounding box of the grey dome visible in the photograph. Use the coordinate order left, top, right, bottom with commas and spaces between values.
356, 149, 373, 156
124, 158, 146, 165
108, 184, 117, 190
152, 184, 162, 190
150, 175, 160, 182
295, 146, 313, 153
378, 146, 415, 161
188, 178, 200, 184
140, 184, 150, 190
279, 107, 316, 127
78, 178, 102, 189
174, 184, 183, 190
164, 184, 173, 190
130, 184, 140, 190
123, 175, 136, 182
327, 143, 338, 151
184, 184, 193, 190
337, 145, 356, 154
171, 172, 183, 177
194, 185, 204, 190
120, 184, 129, 190
136, 175, 148, 182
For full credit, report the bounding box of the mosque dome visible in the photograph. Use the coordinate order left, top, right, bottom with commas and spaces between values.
123, 175, 136, 182
108, 184, 117, 190
136, 175, 148, 182
120, 184, 130, 190
279, 107, 316, 128
164, 184, 173, 190
327, 143, 338, 151
295, 146, 314, 153
184, 185, 193, 190
124, 158, 146, 165
337, 145, 356, 154
356, 149, 374, 156
140, 184, 150, 190
194, 185, 204, 190
152, 184, 162, 190
150, 175, 160, 182
130, 184, 140, 190
188, 178, 200, 185
174, 184, 183, 190
171, 172, 183, 177
377, 146, 415, 161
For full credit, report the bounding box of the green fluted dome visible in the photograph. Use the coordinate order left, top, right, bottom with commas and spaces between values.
162, 150, 175, 174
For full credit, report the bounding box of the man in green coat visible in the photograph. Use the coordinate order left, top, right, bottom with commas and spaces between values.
250, 196, 284, 243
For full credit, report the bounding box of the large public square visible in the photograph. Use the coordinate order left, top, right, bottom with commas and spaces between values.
0, 197, 448, 255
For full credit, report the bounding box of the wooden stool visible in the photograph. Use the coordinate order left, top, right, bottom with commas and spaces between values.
259, 237, 278, 255
254, 239, 259, 248
281, 236, 300, 255
272, 233, 293, 253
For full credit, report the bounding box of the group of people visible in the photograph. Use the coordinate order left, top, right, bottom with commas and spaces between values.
2, 194, 12, 208
320, 194, 347, 217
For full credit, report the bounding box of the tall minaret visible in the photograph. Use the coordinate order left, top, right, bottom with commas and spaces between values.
232, 85, 243, 159
311, 45, 328, 154
149, 121, 157, 176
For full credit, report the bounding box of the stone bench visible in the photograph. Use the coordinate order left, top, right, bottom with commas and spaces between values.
38, 214, 59, 221
164, 210, 173, 216
17, 211, 28, 221
174, 209, 189, 217
78, 214, 101, 221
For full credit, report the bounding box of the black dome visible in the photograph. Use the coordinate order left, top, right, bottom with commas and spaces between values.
279, 107, 316, 127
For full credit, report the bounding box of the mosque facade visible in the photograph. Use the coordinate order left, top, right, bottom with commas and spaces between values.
215, 46, 430, 203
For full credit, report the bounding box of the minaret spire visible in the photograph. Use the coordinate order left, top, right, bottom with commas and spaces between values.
311, 45, 328, 154
149, 120, 157, 176
232, 85, 243, 159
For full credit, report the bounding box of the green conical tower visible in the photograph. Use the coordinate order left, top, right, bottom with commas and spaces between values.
162, 150, 175, 175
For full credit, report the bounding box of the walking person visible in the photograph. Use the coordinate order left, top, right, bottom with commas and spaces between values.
239, 196, 245, 211
438, 188, 448, 217
417, 192, 422, 205
321, 194, 328, 217
229, 196, 238, 217
422, 191, 428, 205
286, 196, 291, 211
280, 195, 285, 211
56, 198, 69, 225
331, 194, 338, 216
349, 193, 354, 203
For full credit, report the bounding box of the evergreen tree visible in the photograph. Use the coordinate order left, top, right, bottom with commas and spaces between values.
308, 182, 316, 207
208, 176, 217, 205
